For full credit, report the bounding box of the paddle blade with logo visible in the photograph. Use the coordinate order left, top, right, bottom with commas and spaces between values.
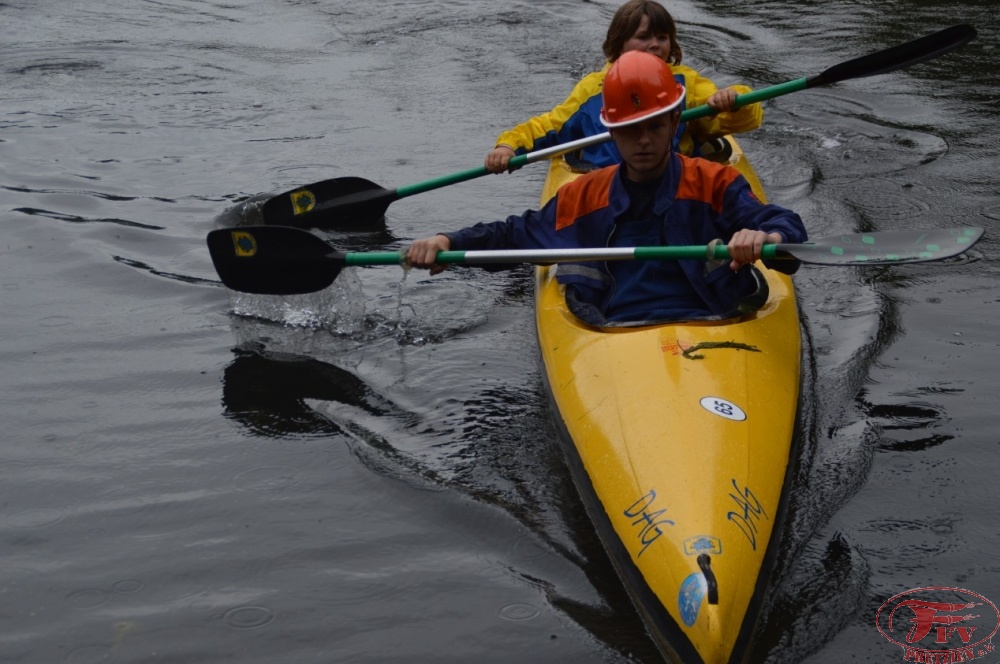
260, 176, 397, 230
206, 226, 345, 295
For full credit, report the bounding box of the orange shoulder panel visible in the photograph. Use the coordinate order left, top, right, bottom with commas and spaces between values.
554, 166, 617, 230
675, 155, 742, 214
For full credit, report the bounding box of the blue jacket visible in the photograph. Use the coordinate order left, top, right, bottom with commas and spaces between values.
446, 153, 807, 322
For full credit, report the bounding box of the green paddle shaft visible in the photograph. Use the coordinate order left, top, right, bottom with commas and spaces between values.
338, 227, 984, 268
391, 77, 793, 197
340, 246, 736, 266
395, 132, 611, 198
396, 23, 976, 197
392, 80, 804, 197
681, 80, 806, 122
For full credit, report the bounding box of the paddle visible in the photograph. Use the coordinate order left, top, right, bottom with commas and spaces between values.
259, 132, 619, 230
259, 23, 977, 230
207, 226, 984, 296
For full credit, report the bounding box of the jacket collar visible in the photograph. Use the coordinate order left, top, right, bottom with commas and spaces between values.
610, 152, 681, 218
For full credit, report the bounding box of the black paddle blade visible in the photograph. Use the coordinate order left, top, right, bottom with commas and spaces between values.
812, 24, 977, 87
260, 176, 397, 229
782, 227, 983, 266
206, 226, 344, 295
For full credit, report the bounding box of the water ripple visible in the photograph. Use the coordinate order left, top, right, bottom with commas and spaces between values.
222, 605, 275, 629
12, 207, 164, 230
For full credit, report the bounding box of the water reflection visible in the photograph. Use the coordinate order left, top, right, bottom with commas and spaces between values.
219, 340, 666, 658
221, 346, 410, 438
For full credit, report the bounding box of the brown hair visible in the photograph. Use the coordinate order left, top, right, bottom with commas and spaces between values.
601, 0, 682, 65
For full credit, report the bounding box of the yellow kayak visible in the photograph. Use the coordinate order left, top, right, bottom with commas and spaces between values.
534, 140, 801, 663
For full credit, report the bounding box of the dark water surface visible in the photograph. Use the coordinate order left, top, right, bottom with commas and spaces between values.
3, 1, 998, 662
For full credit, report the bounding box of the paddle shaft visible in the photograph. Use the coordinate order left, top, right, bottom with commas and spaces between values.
390, 79, 824, 198
344, 246, 758, 266
398, 81, 826, 197
395, 133, 611, 198
375, 24, 978, 199
338, 226, 984, 267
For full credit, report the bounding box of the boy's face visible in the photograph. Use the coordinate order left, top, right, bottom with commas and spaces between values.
612, 112, 678, 182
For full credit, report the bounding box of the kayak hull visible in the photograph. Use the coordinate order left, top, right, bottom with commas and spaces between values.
534, 143, 802, 663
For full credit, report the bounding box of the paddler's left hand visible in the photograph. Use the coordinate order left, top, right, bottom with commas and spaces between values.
727, 229, 782, 271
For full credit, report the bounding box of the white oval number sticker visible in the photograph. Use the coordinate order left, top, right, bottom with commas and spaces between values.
700, 397, 746, 422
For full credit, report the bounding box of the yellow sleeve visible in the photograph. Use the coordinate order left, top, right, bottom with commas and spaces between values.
676, 65, 764, 143
494, 65, 609, 153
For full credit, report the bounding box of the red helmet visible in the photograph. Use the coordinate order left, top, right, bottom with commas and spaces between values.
600, 50, 685, 128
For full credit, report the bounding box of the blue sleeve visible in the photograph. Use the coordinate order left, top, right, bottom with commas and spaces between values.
496, 70, 607, 156
722, 177, 808, 274
442, 198, 560, 268
515, 105, 597, 156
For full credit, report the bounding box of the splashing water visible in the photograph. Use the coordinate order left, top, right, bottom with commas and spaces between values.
229, 267, 367, 336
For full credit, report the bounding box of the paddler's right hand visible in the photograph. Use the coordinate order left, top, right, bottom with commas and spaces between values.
485, 145, 517, 174
406, 234, 452, 275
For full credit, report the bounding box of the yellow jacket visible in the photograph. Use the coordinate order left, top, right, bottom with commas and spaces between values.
495, 62, 763, 167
